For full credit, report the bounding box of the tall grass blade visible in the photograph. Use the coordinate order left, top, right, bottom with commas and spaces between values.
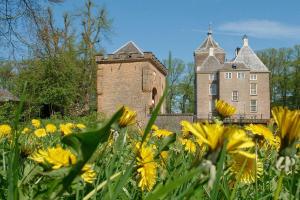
8, 83, 27, 200
210, 143, 227, 200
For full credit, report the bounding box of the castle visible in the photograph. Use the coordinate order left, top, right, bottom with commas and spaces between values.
194, 29, 270, 122
96, 29, 270, 126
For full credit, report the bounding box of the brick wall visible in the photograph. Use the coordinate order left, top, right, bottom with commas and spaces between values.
97, 60, 166, 126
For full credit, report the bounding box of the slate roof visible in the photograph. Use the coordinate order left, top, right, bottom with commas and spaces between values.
195, 33, 225, 54
198, 55, 222, 72
113, 41, 144, 55
219, 62, 249, 71
0, 89, 19, 102
234, 37, 269, 72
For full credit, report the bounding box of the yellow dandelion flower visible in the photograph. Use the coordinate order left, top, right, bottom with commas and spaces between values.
245, 124, 276, 146
45, 124, 57, 133
179, 138, 197, 154
34, 128, 47, 137
60, 124, 73, 135
153, 129, 173, 138
151, 125, 159, 131
22, 127, 30, 134
119, 106, 137, 127
0, 124, 12, 138
160, 151, 168, 162
32, 119, 41, 128
215, 99, 236, 118
226, 128, 255, 158
182, 121, 255, 160
271, 107, 300, 151
30, 146, 76, 169
76, 123, 86, 130
229, 154, 263, 184
81, 164, 96, 183
136, 142, 157, 191
180, 120, 194, 137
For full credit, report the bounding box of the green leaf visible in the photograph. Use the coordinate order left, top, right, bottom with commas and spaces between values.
210, 142, 227, 200
145, 168, 201, 200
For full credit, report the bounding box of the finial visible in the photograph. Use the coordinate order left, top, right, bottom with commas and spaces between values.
243, 34, 249, 46
207, 23, 212, 35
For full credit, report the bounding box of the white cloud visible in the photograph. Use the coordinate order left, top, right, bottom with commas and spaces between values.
218, 20, 300, 39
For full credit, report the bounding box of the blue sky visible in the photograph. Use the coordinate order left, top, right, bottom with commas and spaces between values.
51, 0, 300, 63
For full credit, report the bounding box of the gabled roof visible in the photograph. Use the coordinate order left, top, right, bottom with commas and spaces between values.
0, 89, 19, 102
234, 36, 269, 72
113, 41, 144, 55
197, 55, 222, 72
195, 33, 225, 54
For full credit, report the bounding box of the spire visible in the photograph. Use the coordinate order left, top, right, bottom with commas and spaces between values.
207, 23, 212, 35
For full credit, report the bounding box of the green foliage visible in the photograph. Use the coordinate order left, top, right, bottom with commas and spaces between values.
257, 45, 300, 109
164, 52, 195, 113
0, 102, 17, 123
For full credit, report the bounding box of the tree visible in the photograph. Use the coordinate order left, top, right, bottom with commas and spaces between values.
164, 52, 184, 113
77, 0, 112, 113
177, 62, 194, 113
257, 46, 299, 109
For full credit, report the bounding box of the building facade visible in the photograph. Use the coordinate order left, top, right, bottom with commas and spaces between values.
95, 41, 167, 125
194, 30, 270, 122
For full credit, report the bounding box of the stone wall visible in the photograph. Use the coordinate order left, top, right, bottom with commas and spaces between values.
154, 114, 194, 132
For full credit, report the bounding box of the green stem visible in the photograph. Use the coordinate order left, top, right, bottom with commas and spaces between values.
274, 171, 284, 200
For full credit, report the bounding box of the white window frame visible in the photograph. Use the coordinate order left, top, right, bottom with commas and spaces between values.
225, 72, 232, 79
250, 83, 257, 95
250, 74, 257, 80
237, 72, 245, 79
209, 83, 217, 95
250, 100, 257, 113
209, 73, 216, 81
232, 91, 239, 101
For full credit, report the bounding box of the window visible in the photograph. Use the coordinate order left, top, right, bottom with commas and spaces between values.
209, 73, 217, 81
250, 74, 257, 80
250, 83, 257, 95
232, 91, 239, 101
237, 72, 245, 79
209, 84, 217, 95
225, 72, 232, 79
250, 100, 257, 112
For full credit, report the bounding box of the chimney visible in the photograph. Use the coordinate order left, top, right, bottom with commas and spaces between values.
235, 47, 240, 57
209, 48, 214, 56
243, 35, 248, 47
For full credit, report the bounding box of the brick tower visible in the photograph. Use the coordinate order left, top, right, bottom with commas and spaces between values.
95, 41, 167, 125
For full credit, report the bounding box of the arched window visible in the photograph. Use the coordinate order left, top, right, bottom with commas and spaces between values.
150, 88, 157, 113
